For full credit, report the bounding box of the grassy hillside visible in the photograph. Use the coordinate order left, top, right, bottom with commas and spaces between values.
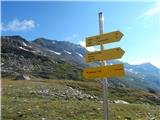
2, 79, 160, 120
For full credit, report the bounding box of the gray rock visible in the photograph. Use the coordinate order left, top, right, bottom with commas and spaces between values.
147, 95, 160, 105
15, 74, 30, 80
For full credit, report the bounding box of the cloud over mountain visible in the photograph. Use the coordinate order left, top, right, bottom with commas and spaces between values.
1, 18, 35, 31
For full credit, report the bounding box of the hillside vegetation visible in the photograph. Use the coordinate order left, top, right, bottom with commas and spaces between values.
2, 79, 160, 120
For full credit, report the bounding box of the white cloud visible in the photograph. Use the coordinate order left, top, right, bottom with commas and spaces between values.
72, 34, 78, 38
79, 41, 96, 52
65, 33, 78, 41
2, 19, 35, 31
0, 24, 2, 31
137, 2, 160, 19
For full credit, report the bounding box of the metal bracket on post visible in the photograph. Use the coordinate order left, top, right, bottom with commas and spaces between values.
99, 12, 109, 120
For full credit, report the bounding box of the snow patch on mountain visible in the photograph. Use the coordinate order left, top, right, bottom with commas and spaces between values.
128, 68, 133, 72
126, 68, 138, 74
52, 41, 55, 44
49, 50, 61, 55
23, 42, 27, 47
19, 47, 30, 52
64, 50, 72, 55
76, 52, 83, 57
22, 42, 32, 48
130, 78, 134, 81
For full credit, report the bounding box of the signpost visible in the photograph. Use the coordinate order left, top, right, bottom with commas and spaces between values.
83, 12, 125, 120
83, 64, 124, 79
86, 47, 125, 63
86, 31, 123, 47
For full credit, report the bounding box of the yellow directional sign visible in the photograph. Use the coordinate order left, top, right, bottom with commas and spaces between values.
86, 31, 123, 47
83, 64, 125, 79
86, 47, 125, 63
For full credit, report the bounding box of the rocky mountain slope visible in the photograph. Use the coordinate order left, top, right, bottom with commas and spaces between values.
1, 36, 85, 80
1, 35, 160, 92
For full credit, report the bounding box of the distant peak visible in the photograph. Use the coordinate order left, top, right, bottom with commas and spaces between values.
139, 63, 159, 70
34, 37, 57, 42
11, 35, 23, 38
36, 37, 47, 40
140, 62, 154, 66
140, 62, 152, 65
2, 35, 24, 40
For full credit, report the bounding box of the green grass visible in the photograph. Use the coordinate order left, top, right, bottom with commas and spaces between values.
2, 79, 160, 120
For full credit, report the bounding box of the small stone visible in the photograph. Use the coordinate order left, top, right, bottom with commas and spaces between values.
78, 96, 83, 100
17, 112, 23, 117
36, 105, 39, 108
117, 116, 121, 119
150, 117, 156, 120
40, 118, 45, 120
124, 116, 131, 120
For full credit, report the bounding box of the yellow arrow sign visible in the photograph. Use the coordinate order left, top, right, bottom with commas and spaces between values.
86, 47, 125, 63
86, 31, 123, 47
83, 64, 125, 79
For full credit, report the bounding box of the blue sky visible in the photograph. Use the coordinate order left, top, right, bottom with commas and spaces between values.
1, 1, 160, 67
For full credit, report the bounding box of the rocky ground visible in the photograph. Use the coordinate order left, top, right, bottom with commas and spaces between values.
2, 79, 160, 120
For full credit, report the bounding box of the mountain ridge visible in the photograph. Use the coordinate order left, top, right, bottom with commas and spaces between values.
1, 35, 160, 92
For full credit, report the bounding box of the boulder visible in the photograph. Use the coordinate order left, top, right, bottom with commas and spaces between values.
15, 74, 30, 80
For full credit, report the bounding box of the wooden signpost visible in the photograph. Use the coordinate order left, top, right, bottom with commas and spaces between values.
83, 12, 125, 120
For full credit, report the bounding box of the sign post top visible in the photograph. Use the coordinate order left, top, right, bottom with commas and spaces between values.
99, 12, 104, 34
